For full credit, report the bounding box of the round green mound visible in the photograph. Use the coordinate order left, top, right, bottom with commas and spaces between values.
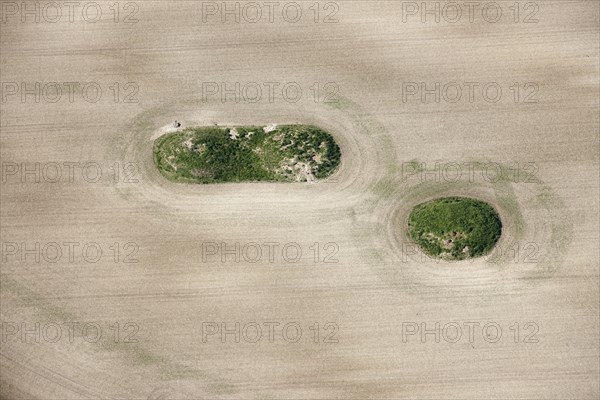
153, 125, 341, 184
407, 197, 502, 260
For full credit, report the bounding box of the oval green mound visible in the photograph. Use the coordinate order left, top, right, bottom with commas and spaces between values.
153, 125, 341, 184
407, 197, 502, 260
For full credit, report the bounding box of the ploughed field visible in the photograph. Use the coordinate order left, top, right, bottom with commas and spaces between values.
153, 125, 341, 183
1, 1, 598, 399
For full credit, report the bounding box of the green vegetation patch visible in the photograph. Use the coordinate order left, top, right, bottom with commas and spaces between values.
153, 124, 341, 183
408, 197, 502, 260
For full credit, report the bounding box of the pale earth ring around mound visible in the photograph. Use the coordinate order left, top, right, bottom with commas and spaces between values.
115, 96, 573, 303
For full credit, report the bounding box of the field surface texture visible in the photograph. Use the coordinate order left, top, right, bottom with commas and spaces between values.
0, 1, 599, 399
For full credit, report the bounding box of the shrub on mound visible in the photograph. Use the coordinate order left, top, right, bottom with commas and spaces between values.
153, 125, 341, 184
408, 197, 502, 260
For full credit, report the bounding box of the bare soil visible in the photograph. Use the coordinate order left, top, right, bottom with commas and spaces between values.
1, 1, 598, 399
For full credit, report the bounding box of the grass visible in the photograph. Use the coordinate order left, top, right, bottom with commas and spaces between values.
153, 125, 341, 184
408, 197, 502, 260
